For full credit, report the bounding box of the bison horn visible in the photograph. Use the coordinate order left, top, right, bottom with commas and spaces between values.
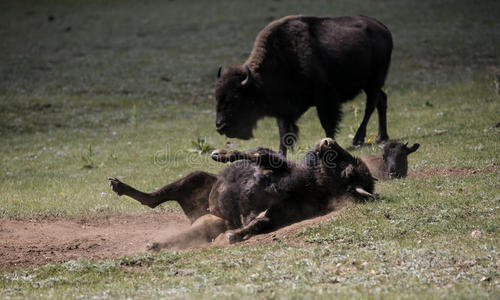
217, 66, 222, 79
355, 187, 375, 198
241, 65, 251, 86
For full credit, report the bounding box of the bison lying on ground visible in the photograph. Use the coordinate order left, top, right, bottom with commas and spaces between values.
108, 138, 375, 248
361, 142, 420, 180
215, 15, 393, 155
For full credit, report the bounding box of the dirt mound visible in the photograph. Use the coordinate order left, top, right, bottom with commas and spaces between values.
0, 199, 352, 270
408, 164, 498, 178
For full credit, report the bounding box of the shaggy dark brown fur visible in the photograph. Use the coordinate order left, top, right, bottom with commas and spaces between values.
215, 15, 393, 155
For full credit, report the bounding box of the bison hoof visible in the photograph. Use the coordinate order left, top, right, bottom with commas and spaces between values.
211, 149, 229, 163
319, 138, 335, 149
376, 134, 389, 143
226, 232, 242, 244
108, 177, 124, 196
146, 242, 160, 252
352, 138, 364, 148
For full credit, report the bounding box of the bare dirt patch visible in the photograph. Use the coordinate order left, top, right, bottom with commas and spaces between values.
408, 164, 498, 178
0, 212, 190, 269
0, 199, 352, 270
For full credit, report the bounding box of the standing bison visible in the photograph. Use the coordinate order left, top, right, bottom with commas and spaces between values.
215, 15, 393, 155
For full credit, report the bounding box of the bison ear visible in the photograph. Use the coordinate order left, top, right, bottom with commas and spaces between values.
406, 143, 420, 154
241, 65, 252, 86
217, 66, 223, 79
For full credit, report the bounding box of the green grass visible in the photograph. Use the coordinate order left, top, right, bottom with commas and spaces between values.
1, 241, 497, 299
1, 0, 499, 298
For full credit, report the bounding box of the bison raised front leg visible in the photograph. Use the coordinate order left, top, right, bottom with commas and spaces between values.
210, 149, 248, 163
211, 147, 290, 171
108, 171, 218, 223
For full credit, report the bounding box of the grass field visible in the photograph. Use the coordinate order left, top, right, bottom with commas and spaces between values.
1, 0, 499, 298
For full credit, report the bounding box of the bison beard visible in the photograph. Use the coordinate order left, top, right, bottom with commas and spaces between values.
215, 15, 393, 155
109, 138, 375, 249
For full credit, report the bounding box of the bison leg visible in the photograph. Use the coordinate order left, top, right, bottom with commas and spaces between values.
224, 209, 276, 244
353, 88, 379, 147
148, 214, 229, 251
211, 147, 290, 171
108, 171, 217, 222
316, 100, 342, 141
210, 149, 251, 163
376, 89, 389, 143
277, 118, 299, 156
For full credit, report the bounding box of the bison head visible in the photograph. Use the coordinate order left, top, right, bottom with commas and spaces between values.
313, 138, 375, 198
381, 142, 420, 178
215, 65, 262, 140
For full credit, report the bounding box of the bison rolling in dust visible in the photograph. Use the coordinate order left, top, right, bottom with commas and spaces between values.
109, 138, 375, 249
215, 15, 393, 155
